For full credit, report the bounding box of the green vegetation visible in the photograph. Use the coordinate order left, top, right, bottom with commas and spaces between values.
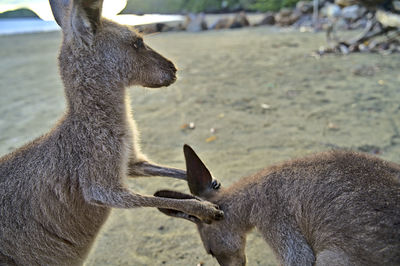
122, 0, 183, 14
123, 0, 305, 14
251, 0, 301, 11
0, 8, 39, 19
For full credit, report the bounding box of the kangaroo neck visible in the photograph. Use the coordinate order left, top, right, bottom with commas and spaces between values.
219, 173, 281, 232
65, 82, 128, 125
218, 180, 260, 231
59, 42, 129, 125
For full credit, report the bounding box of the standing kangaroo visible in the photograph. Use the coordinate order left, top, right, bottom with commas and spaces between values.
156, 145, 400, 266
0, 1, 223, 265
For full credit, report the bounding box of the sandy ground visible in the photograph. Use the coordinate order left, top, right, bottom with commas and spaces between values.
1, 26, 400, 265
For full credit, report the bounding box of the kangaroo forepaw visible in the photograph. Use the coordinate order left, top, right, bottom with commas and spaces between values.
200, 202, 224, 223
214, 209, 224, 220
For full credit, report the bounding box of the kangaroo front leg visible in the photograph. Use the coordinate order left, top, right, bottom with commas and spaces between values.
82, 184, 224, 222
128, 161, 223, 190
128, 161, 187, 180
262, 222, 315, 266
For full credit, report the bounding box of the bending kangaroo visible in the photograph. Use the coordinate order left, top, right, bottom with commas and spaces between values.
0, 1, 222, 265
156, 145, 400, 266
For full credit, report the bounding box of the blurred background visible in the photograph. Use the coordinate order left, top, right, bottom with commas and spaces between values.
0, 0, 399, 48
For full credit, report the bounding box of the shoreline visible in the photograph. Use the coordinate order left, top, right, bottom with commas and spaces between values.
0, 13, 268, 36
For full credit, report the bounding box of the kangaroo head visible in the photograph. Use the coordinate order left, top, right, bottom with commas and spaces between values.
155, 145, 247, 266
50, 0, 177, 90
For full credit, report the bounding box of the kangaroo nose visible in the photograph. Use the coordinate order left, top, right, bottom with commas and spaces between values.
168, 61, 177, 83
169, 61, 177, 74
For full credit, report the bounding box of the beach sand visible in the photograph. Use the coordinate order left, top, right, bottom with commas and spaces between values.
1, 27, 400, 265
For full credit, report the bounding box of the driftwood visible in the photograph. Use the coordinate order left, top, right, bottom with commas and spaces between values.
319, 10, 400, 55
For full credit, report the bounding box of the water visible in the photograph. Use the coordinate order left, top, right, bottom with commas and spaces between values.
0, 18, 59, 35
0, 14, 184, 35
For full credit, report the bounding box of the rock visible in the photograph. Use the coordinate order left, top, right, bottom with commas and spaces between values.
293, 14, 313, 28
161, 24, 183, 32
335, 17, 350, 30
358, 44, 369, 52
321, 3, 341, 18
230, 12, 250, 28
339, 44, 350, 54
278, 8, 293, 17
183, 13, 208, 32
376, 10, 400, 28
349, 17, 368, 29
296, 1, 314, 14
135, 23, 167, 34
318, 0, 332, 7
327, 122, 340, 130
181, 122, 196, 131
389, 43, 400, 53
335, 0, 357, 7
275, 8, 301, 26
341, 5, 366, 21
394, 1, 400, 11
212, 18, 232, 29
377, 42, 390, 51
212, 12, 250, 29
257, 12, 276, 26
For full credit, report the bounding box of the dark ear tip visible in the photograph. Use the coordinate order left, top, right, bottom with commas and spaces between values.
183, 144, 199, 163
183, 144, 194, 154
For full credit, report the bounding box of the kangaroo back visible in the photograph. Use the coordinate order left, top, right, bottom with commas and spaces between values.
156, 146, 400, 266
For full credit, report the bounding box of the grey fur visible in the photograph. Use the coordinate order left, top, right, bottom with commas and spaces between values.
0, 1, 223, 265
156, 145, 400, 266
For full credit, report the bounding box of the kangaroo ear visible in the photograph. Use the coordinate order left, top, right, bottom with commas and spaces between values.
49, 0, 71, 28
184, 144, 218, 197
70, 0, 103, 43
154, 190, 202, 224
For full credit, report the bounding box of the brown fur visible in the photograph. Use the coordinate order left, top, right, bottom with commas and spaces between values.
156, 145, 400, 266
0, 1, 222, 265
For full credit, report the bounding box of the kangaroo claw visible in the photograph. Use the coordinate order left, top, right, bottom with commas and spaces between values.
214, 209, 224, 220
199, 201, 224, 223
211, 179, 221, 190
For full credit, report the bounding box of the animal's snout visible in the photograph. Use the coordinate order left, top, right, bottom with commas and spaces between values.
163, 60, 177, 85
168, 60, 177, 76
